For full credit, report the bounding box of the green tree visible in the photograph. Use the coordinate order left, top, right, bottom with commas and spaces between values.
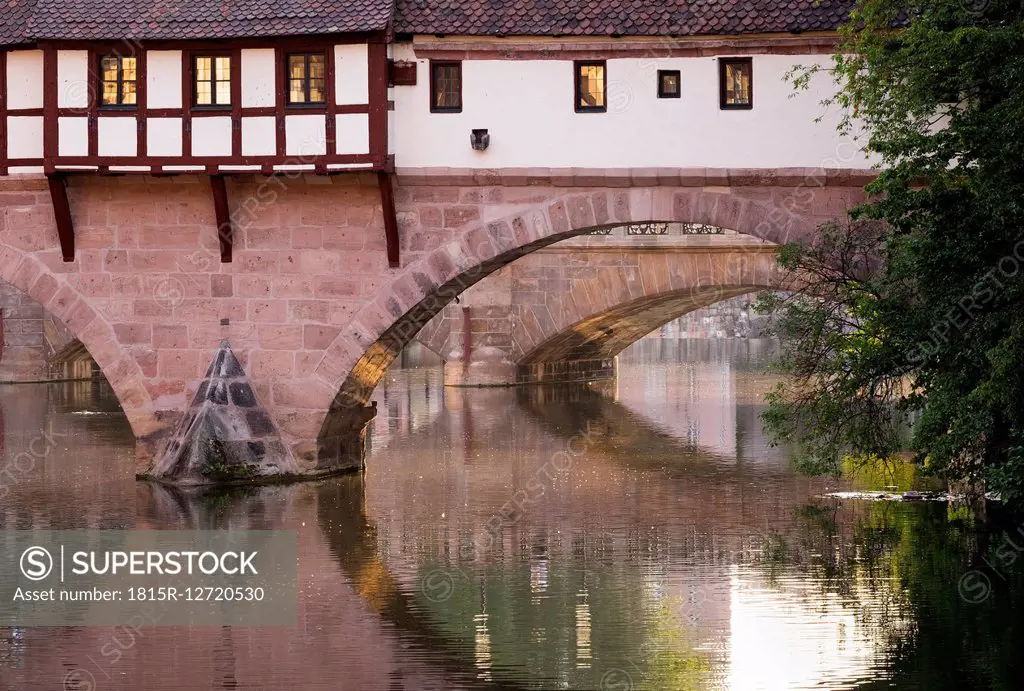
759, 0, 1024, 501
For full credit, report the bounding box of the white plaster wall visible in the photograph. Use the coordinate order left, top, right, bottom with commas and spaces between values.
242, 116, 276, 156
285, 114, 326, 156
191, 117, 232, 156
57, 117, 88, 156
6, 117, 43, 158
98, 118, 137, 156
148, 118, 182, 156
57, 51, 89, 109
335, 113, 369, 155
392, 47, 873, 169
334, 44, 369, 105
6, 51, 44, 110
147, 51, 183, 108
241, 49, 275, 107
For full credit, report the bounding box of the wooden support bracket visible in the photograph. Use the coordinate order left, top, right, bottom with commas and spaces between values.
377, 172, 400, 268
210, 174, 233, 263
47, 174, 75, 262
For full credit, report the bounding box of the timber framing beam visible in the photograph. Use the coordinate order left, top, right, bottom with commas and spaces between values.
377, 172, 400, 268
210, 174, 234, 263
47, 174, 75, 262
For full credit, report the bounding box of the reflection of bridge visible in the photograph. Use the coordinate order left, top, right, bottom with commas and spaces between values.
417, 225, 779, 386
356, 372, 903, 689
0, 363, 908, 689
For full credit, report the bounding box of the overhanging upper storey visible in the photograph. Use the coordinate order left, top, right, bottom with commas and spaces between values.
0, 0, 394, 176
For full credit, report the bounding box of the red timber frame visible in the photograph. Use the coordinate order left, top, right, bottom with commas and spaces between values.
0, 35, 399, 264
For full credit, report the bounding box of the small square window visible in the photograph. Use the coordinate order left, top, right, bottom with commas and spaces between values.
430, 61, 462, 113
658, 70, 681, 99
720, 58, 753, 109
286, 53, 327, 106
575, 61, 606, 113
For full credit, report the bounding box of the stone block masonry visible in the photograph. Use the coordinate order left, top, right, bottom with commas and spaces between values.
0, 168, 868, 481
0, 280, 47, 381
0, 279, 89, 381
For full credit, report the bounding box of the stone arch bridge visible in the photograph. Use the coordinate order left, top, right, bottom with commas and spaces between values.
414, 223, 779, 386
0, 168, 869, 477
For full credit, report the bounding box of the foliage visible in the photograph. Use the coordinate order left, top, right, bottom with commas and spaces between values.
760, 0, 1024, 502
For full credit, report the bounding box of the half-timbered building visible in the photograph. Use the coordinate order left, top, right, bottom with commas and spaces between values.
1, 0, 397, 263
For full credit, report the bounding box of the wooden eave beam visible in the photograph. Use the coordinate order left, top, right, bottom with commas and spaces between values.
46, 174, 75, 262
377, 172, 400, 268
210, 174, 233, 263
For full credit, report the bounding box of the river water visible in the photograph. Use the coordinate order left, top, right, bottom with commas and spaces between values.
1, 339, 1022, 690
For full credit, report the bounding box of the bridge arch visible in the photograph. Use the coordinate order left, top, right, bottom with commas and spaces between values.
315, 185, 814, 466
0, 244, 157, 443
513, 248, 779, 384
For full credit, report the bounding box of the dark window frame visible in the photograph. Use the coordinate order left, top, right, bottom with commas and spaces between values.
719, 57, 753, 110
657, 69, 681, 99
285, 51, 328, 107
574, 60, 607, 113
191, 54, 233, 109
429, 61, 463, 113
98, 53, 139, 109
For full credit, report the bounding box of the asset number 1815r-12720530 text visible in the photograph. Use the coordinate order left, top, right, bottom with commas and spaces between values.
128, 587, 265, 601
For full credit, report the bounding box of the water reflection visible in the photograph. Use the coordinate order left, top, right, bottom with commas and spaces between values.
0, 343, 1022, 689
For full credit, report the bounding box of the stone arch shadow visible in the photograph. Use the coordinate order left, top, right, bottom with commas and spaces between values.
0, 245, 157, 444
515, 282, 777, 385
313, 187, 811, 469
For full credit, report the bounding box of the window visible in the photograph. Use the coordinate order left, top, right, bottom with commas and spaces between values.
658, 70, 681, 99
286, 53, 326, 105
99, 55, 137, 107
194, 55, 231, 107
575, 61, 606, 112
429, 61, 462, 113
719, 58, 753, 109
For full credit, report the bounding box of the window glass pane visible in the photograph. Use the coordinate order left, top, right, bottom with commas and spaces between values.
432, 64, 461, 109
196, 82, 212, 105
308, 55, 325, 80
309, 78, 325, 103
289, 55, 306, 79
121, 80, 137, 105
196, 57, 211, 81
579, 65, 605, 108
289, 79, 306, 103
102, 81, 119, 105
215, 57, 230, 81
725, 63, 751, 105
444, 65, 460, 105
121, 57, 136, 81
215, 81, 231, 105
661, 73, 679, 95
101, 57, 118, 81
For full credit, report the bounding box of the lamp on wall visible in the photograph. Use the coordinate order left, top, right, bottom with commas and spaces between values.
470, 129, 490, 151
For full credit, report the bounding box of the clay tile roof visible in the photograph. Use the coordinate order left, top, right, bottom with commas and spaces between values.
10, 0, 393, 42
393, 0, 855, 37
0, 0, 40, 46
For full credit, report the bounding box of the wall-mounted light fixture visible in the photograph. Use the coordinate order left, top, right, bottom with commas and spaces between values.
470, 129, 490, 151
